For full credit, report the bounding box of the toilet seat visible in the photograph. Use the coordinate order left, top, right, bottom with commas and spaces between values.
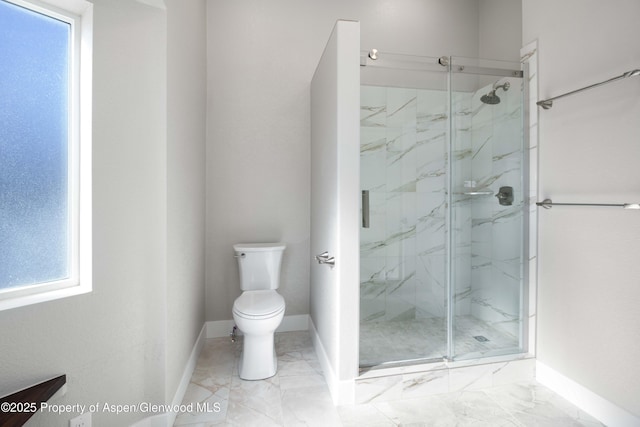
233, 290, 285, 320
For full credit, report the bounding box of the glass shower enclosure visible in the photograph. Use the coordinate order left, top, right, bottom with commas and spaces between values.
359, 54, 527, 368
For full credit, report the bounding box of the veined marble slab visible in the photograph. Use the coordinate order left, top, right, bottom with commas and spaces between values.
355, 357, 535, 404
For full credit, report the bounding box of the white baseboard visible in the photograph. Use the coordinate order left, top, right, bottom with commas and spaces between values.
206, 314, 310, 338
309, 318, 355, 406
536, 361, 640, 427
168, 323, 207, 425
171, 323, 207, 407
131, 324, 207, 427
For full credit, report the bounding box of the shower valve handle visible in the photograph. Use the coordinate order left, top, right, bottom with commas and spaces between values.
495, 186, 514, 206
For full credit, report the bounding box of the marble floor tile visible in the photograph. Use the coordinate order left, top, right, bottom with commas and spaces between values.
337, 404, 395, 427
225, 375, 284, 426
176, 331, 603, 427
483, 382, 605, 427
359, 315, 519, 367
281, 384, 342, 427
439, 390, 522, 426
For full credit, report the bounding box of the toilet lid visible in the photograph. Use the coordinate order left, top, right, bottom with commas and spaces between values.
233, 290, 285, 318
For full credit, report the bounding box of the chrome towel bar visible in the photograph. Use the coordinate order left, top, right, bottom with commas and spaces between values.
537, 69, 640, 109
536, 198, 640, 210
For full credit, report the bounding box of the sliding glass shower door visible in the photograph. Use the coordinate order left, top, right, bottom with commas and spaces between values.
359, 54, 526, 368
449, 58, 526, 361
359, 58, 450, 367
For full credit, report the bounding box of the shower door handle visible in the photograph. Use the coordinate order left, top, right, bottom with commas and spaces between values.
362, 190, 370, 228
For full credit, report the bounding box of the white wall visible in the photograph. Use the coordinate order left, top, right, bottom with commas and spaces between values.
166, 0, 207, 404
310, 20, 361, 396
478, 0, 522, 62
523, 0, 640, 417
205, 0, 488, 322
0, 1, 206, 425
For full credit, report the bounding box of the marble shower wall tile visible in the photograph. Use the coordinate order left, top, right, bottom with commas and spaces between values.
449, 89, 475, 318
361, 85, 451, 323
360, 127, 387, 192
386, 128, 418, 192
415, 254, 446, 318
415, 192, 445, 255
361, 85, 386, 127
414, 130, 447, 196
386, 88, 417, 128
466, 77, 526, 338
384, 192, 417, 258
417, 89, 447, 131
360, 278, 384, 313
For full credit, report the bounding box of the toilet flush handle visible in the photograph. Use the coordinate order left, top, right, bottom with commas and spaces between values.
234, 252, 246, 259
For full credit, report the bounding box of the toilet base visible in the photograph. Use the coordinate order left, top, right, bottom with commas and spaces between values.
238, 333, 278, 380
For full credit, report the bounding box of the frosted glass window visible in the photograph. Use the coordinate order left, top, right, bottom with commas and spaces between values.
0, 1, 71, 290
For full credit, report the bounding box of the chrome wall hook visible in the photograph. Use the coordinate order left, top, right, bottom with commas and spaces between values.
315, 251, 335, 267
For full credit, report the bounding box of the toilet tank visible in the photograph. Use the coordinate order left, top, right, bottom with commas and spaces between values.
234, 243, 286, 291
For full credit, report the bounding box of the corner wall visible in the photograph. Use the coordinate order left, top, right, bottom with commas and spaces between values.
523, 0, 640, 417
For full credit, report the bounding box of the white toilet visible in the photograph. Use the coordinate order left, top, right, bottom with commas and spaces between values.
232, 242, 286, 380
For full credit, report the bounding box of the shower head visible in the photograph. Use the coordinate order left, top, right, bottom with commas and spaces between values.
480, 92, 501, 105
480, 81, 511, 105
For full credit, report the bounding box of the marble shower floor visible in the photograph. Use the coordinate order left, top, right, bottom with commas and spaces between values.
175, 330, 603, 426
360, 315, 520, 367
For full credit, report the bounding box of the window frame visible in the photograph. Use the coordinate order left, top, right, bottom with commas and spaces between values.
0, 0, 92, 311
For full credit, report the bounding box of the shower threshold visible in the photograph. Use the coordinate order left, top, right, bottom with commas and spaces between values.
353, 352, 535, 405
358, 350, 533, 381
359, 355, 445, 375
